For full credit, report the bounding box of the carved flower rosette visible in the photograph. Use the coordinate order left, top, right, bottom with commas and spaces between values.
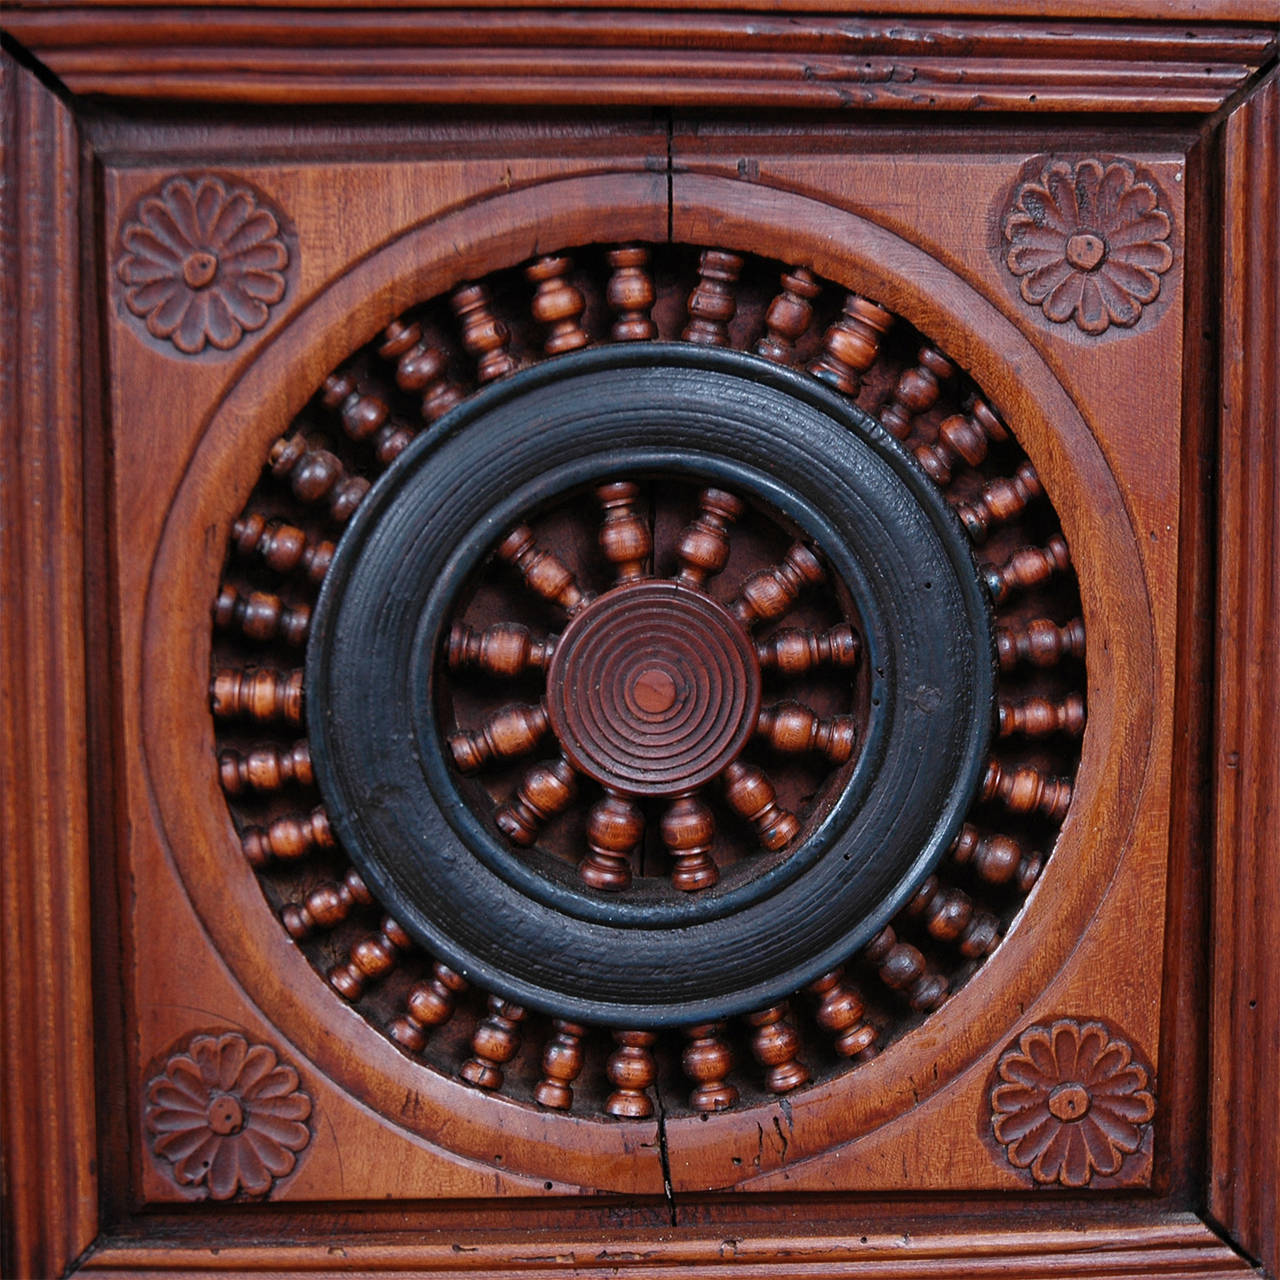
117, 174, 289, 355
1003, 158, 1173, 336
990, 1018, 1155, 1187
145, 1031, 312, 1200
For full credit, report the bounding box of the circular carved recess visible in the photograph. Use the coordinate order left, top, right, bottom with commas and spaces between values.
211, 245, 1087, 1123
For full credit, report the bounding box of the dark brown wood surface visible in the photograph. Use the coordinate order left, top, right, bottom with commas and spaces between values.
2, 5, 1279, 1278
0, 50, 99, 1280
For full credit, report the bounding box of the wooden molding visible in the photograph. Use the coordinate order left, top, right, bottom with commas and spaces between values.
77, 1215, 1254, 1277
2, 9, 1274, 112
0, 50, 99, 1280
1212, 64, 1280, 1280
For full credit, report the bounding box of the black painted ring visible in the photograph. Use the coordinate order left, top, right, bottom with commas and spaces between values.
307, 345, 994, 1028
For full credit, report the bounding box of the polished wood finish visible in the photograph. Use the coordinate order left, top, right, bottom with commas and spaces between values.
1, 7, 1276, 1277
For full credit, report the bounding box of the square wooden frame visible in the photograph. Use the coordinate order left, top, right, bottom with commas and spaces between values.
2, 4, 1278, 1275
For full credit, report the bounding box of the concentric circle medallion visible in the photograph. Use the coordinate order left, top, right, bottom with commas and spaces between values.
546, 581, 762, 795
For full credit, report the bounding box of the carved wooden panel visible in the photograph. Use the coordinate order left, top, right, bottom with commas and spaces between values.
2, 8, 1277, 1279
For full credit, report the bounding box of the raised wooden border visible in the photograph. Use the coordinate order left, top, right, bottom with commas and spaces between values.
1, 9, 1274, 112
0, 50, 99, 1280
2, 8, 1279, 1279
1212, 64, 1280, 1280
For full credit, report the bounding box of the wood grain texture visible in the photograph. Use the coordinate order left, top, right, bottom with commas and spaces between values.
1212, 65, 1280, 1280
0, 50, 99, 1280
76, 1215, 1255, 1277
2, 9, 1272, 111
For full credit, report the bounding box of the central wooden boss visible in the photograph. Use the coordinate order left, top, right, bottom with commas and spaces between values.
307, 345, 994, 1027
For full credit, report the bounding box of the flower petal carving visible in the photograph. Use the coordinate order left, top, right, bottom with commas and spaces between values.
1003, 158, 1172, 335
145, 1031, 312, 1200
117, 175, 290, 355
990, 1018, 1154, 1187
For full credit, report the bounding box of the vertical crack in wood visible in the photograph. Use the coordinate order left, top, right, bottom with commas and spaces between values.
652, 1076, 677, 1226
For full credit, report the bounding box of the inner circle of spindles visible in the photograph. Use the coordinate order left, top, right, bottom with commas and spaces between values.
211, 242, 1086, 1122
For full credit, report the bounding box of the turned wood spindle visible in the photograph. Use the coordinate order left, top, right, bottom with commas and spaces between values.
605, 1030, 657, 1118
451, 281, 519, 383
675, 488, 744, 588
329, 916, 414, 1001
210, 667, 304, 725
494, 757, 577, 846
449, 702, 550, 773
983, 535, 1071, 605
807, 293, 893, 395
863, 925, 948, 1012
232, 513, 334, 585
755, 624, 859, 677
606, 245, 657, 341
683, 1023, 738, 1112
268, 432, 370, 523
756, 266, 820, 366
955, 461, 1043, 543
722, 760, 800, 850
756, 701, 857, 764
661, 792, 719, 891
580, 789, 643, 891
808, 969, 877, 1058
879, 345, 956, 441
447, 621, 556, 678
995, 616, 1086, 671
730, 543, 825, 628
461, 996, 526, 1091
747, 1004, 809, 1093
219, 739, 312, 795
914, 397, 1010, 487
682, 249, 743, 347
214, 584, 310, 647
281, 867, 373, 940
597, 481, 651, 582
497, 525, 589, 615
950, 823, 1043, 893
378, 319, 465, 423
527, 254, 589, 355
998, 692, 1086, 739
904, 875, 1001, 959
534, 1020, 588, 1110
980, 759, 1073, 823
320, 369, 414, 464
241, 805, 335, 869
389, 961, 468, 1053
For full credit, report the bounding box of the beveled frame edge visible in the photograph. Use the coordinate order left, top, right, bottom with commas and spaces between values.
0, 50, 100, 1280
0, 7, 1275, 113
0, 22, 1274, 1280
1210, 63, 1280, 1280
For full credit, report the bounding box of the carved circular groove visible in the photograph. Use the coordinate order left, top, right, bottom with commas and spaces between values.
547, 582, 761, 795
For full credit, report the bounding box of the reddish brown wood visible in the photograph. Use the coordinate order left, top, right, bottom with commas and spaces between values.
241, 804, 336, 868
448, 620, 556, 679
218, 738, 313, 795
914, 399, 1010, 487
527, 253, 590, 354
13, 12, 1270, 112
231, 512, 335, 584
605, 244, 657, 341
1212, 65, 1280, 1278
389, 962, 467, 1053
596, 480, 651, 582
863, 925, 947, 1011
378, 319, 465, 423
0, 51, 98, 1280
756, 265, 820, 366
210, 666, 304, 725
746, 1004, 809, 1093
461, 996, 527, 1091
754, 624, 859, 676
534, 1020, 587, 1110
268, 431, 370, 522
494, 756, 577, 846
994, 616, 1086, 672
328, 915, 414, 1000
950, 823, 1043, 892
214, 583, 311, 646
808, 968, 877, 1058
675, 488, 743, 588
807, 293, 892, 394
878, 345, 955, 441
721, 760, 799, 850
448, 701, 550, 772
604, 1030, 657, 1118
580, 788, 642, 891
756, 700, 856, 763
498, 525, 588, 614
661, 792, 719, 891
280, 868, 373, 939
729, 543, 824, 627
682, 248, 743, 346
